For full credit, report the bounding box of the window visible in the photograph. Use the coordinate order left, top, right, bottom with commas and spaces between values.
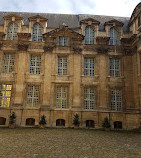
0, 117, 6, 125
56, 119, 65, 127
0, 84, 12, 107
7, 23, 18, 40
84, 26, 94, 44
26, 85, 39, 107
84, 58, 94, 76
114, 121, 122, 129
111, 90, 122, 111
56, 87, 67, 109
86, 120, 94, 128
58, 57, 67, 75
84, 87, 95, 110
29, 55, 41, 74
26, 118, 35, 126
32, 24, 42, 42
2, 54, 15, 73
109, 58, 120, 77
59, 37, 68, 46
110, 28, 119, 45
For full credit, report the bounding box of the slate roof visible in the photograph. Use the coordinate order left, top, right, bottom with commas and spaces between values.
0, 11, 130, 32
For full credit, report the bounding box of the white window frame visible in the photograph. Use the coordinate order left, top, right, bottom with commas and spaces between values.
84, 87, 95, 110
32, 24, 42, 42
0, 84, 12, 107
59, 37, 68, 46
7, 23, 18, 40
26, 85, 39, 107
58, 56, 67, 75
84, 58, 94, 76
84, 26, 94, 44
56, 87, 67, 109
110, 28, 119, 45
29, 55, 41, 74
2, 54, 15, 73
111, 90, 122, 111
109, 58, 120, 77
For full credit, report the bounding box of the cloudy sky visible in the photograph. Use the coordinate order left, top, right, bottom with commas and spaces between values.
0, 0, 140, 17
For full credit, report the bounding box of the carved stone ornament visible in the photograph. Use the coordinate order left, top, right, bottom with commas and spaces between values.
73, 46, 82, 54
18, 43, 29, 51
44, 45, 55, 52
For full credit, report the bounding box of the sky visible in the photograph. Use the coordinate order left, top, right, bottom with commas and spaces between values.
0, 0, 140, 17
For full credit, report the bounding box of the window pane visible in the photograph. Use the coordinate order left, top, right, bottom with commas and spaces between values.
29, 55, 41, 74
7, 23, 18, 40
84, 58, 94, 76
59, 37, 68, 46
111, 90, 122, 111
110, 28, 119, 45
32, 24, 42, 42
56, 87, 67, 109
58, 57, 67, 75
109, 58, 120, 77
26, 85, 39, 107
85, 27, 94, 44
84, 87, 95, 110
2, 54, 15, 73
0, 84, 12, 107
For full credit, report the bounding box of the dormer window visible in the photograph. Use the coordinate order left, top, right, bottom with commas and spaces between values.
59, 37, 68, 46
84, 26, 94, 44
32, 24, 42, 42
110, 28, 119, 45
7, 23, 18, 40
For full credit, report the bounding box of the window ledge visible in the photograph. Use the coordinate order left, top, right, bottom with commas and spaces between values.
107, 76, 124, 79
81, 75, 99, 78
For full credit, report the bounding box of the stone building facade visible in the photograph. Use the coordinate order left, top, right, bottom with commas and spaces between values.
0, 3, 141, 130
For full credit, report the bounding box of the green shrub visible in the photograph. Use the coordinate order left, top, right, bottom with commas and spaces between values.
102, 117, 111, 128
73, 113, 80, 126
39, 115, 47, 125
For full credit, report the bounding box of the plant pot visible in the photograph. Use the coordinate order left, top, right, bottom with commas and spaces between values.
39, 124, 45, 128
104, 127, 110, 131
74, 125, 79, 129
9, 124, 15, 129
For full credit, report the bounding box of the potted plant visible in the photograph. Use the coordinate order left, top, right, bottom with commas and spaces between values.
39, 115, 47, 128
102, 116, 111, 131
73, 113, 80, 128
9, 112, 16, 128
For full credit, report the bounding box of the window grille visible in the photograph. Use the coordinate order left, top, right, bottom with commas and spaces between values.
109, 58, 120, 77
84, 87, 95, 110
58, 57, 67, 75
110, 28, 119, 45
26, 85, 39, 107
111, 90, 122, 111
84, 58, 94, 76
2, 54, 15, 73
7, 23, 18, 40
56, 87, 67, 109
59, 37, 68, 46
29, 55, 41, 74
32, 24, 42, 42
84, 26, 94, 44
0, 84, 12, 107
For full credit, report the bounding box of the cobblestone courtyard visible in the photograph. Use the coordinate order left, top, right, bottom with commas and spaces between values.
0, 128, 141, 158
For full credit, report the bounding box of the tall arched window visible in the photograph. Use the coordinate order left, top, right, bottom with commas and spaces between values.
110, 28, 119, 45
32, 24, 42, 42
7, 23, 18, 40
84, 26, 94, 44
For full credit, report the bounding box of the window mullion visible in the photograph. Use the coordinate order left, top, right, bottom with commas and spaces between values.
61, 87, 62, 108
3, 85, 7, 107
32, 86, 34, 107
